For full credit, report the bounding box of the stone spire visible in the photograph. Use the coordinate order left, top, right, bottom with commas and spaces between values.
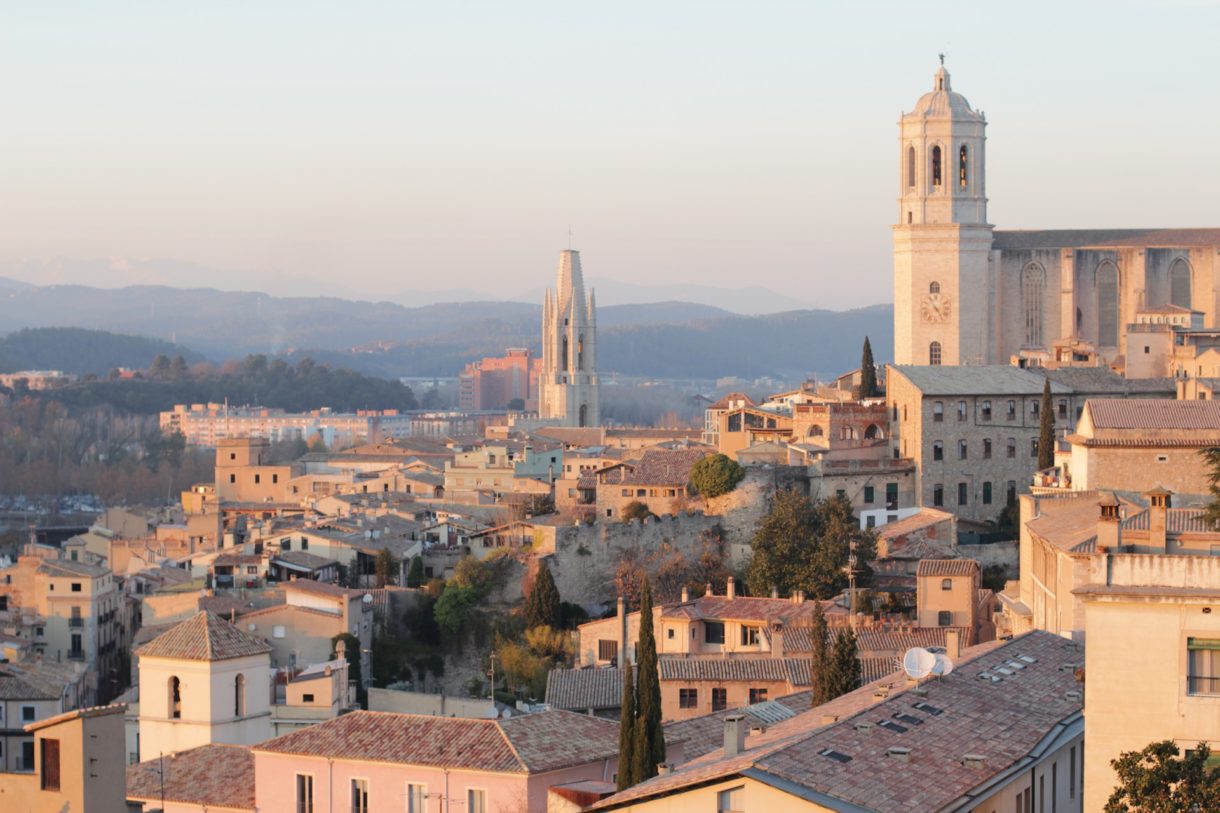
539, 249, 600, 427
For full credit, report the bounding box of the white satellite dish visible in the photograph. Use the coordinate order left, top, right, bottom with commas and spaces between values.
902, 647, 937, 680
932, 653, 955, 677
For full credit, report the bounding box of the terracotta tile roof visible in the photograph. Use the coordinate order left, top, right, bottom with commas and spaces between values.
852, 626, 974, 653
126, 744, 254, 811
546, 667, 630, 711
593, 631, 1083, 813
25, 703, 126, 733
273, 550, 337, 569
1085, 398, 1220, 430
915, 559, 980, 577
136, 610, 272, 662
1041, 367, 1175, 395
282, 579, 363, 599
1122, 507, 1216, 534
37, 558, 109, 578
618, 449, 710, 486
254, 709, 620, 774
658, 595, 826, 624
708, 392, 757, 410
665, 692, 810, 761
660, 657, 810, 685
876, 508, 955, 541
0, 667, 61, 700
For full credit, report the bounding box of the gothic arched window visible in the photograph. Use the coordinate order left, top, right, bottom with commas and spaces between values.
929, 281, 941, 294
929, 341, 942, 366
1097, 262, 1120, 347
1021, 263, 1046, 347
931, 146, 942, 187
577, 335, 584, 370
1170, 258, 1192, 309
958, 145, 968, 188
907, 146, 916, 188
561, 336, 569, 372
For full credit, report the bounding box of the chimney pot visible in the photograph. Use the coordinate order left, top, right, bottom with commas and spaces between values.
680, 586, 689, 603
705, 582, 713, 597
726, 576, 736, 600
945, 629, 961, 660
771, 585, 779, 599
723, 714, 747, 757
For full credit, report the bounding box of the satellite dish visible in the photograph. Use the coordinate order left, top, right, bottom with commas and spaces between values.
932, 653, 955, 676
902, 647, 936, 680
362, 594, 374, 604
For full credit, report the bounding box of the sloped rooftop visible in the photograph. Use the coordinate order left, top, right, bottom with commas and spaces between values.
136, 610, 272, 662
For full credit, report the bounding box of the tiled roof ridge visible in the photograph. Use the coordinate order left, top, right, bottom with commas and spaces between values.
494, 716, 530, 773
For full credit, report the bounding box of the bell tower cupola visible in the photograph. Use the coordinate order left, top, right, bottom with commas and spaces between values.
898, 60, 988, 227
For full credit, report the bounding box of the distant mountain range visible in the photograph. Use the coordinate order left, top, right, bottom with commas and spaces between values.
0, 278, 892, 381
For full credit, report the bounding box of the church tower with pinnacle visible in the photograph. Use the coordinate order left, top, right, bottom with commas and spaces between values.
539, 249, 600, 426
893, 60, 994, 366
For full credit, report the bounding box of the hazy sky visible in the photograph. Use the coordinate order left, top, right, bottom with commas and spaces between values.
2, 1, 1218, 309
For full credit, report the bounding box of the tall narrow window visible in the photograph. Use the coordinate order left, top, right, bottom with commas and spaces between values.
577, 335, 584, 370
351, 778, 369, 813
40, 738, 60, 790
407, 784, 427, 813
959, 145, 968, 188
296, 774, 314, 813
929, 341, 942, 366
1170, 258, 1192, 309
169, 676, 181, 719
1022, 264, 1046, 347
468, 789, 487, 813
907, 146, 916, 188
1097, 261, 1120, 347
234, 674, 245, 717
931, 146, 942, 187
561, 336, 569, 371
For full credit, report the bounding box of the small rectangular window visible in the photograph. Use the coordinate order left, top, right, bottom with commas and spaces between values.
704, 622, 726, 645
71, 582, 81, 592
679, 688, 698, 708
351, 778, 369, 813
467, 789, 487, 813
302, 693, 315, 702
863, 485, 874, 503
749, 687, 768, 703
958, 482, 968, 505
598, 640, 618, 661
712, 688, 727, 711
407, 784, 427, 813
717, 786, 745, 813
938, 610, 952, 626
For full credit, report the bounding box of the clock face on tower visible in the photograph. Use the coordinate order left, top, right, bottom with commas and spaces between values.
920, 292, 951, 323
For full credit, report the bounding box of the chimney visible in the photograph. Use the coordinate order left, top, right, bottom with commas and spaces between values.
617, 596, 628, 667
1096, 493, 1121, 552
680, 586, 689, 603
705, 582, 714, 597
723, 714, 747, 757
726, 576, 736, 600
771, 622, 785, 659
945, 628, 960, 660
771, 585, 779, 599
1147, 487, 1171, 552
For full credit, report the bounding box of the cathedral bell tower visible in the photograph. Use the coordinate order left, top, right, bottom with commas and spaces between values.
539, 249, 600, 427
893, 61, 995, 366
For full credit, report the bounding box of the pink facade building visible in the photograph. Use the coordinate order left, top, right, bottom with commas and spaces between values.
459, 349, 542, 412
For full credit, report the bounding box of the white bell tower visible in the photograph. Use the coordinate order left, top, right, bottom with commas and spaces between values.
893, 60, 995, 366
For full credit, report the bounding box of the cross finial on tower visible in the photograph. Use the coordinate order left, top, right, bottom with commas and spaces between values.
938, 52, 945, 66
567, 224, 573, 250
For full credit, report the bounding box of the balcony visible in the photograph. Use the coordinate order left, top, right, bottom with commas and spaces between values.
69, 617, 84, 628
1188, 675, 1220, 696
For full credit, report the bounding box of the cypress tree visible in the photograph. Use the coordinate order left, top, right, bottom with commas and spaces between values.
860, 337, 879, 398
635, 579, 666, 780
525, 564, 561, 630
630, 714, 652, 786
809, 601, 831, 707
1037, 378, 1055, 471
826, 626, 862, 700
616, 665, 637, 790
406, 555, 424, 588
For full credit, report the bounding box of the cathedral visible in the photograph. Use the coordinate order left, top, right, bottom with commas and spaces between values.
894, 62, 1220, 367
539, 249, 600, 426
